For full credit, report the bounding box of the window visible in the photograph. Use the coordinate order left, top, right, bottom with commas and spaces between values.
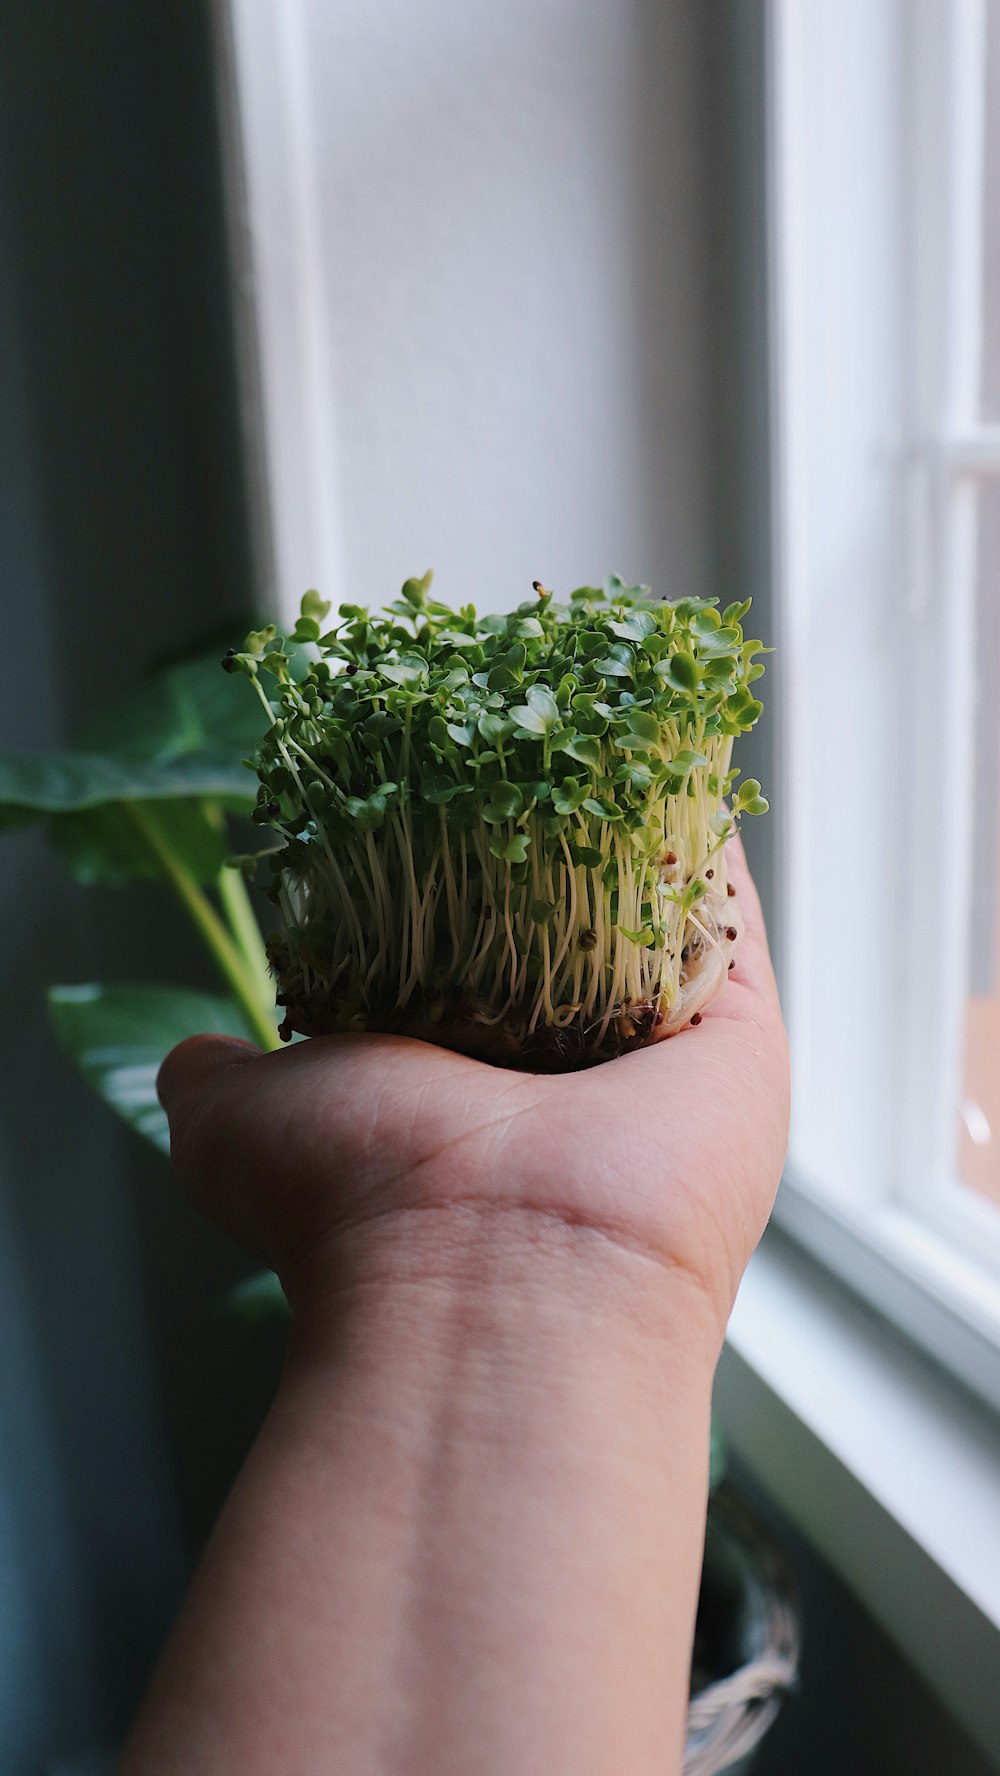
772, 0, 1000, 1401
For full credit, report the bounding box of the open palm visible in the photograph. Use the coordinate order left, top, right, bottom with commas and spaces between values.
160, 837, 788, 1332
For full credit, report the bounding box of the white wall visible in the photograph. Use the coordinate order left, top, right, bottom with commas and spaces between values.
229, 0, 717, 616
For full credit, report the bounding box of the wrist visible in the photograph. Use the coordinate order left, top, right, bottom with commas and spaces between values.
282, 1197, 724, 1387
271, 1198, 718, 1776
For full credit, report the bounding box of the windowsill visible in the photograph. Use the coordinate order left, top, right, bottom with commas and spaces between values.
716, 1222, 1000, 1767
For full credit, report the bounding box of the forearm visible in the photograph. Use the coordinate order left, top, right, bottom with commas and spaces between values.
122, 1204, 721, 1776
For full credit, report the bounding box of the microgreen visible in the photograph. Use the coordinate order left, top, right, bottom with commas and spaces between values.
236, 575, 769, 1066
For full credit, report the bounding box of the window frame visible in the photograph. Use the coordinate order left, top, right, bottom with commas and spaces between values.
768, 0, 1000, 1411
221, 0, 346, 616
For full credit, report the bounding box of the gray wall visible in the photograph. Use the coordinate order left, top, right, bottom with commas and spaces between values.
231, 0, 771, 631
0, 4, 281, 1765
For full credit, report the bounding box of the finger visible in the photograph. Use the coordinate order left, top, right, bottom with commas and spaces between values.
157, 1032, 260, 1122
157, 1035, 261, 1179
722, 833, 782, 1014
157, 1033, 273, 1251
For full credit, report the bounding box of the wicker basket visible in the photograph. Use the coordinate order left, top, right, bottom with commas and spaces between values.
684, 1484, 800, 1776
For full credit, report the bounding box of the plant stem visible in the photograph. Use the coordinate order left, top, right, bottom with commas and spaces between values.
125, 803, 281, 1052
216, 863, 274, 997
201, 799, 278, 998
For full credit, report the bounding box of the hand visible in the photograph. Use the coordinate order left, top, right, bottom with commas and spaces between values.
131, 840, 788, 1775
159, 836, 789, 1342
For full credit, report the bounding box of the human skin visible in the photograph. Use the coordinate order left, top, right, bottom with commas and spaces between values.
121, 837, 789, 1776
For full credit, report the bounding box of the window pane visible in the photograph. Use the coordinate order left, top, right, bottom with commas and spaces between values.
958, 482, 1000, 1205
981, 0, 1000, 418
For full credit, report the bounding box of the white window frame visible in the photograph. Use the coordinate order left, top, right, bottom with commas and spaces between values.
770, 0, 1000, 1413
216, 0, 347, 616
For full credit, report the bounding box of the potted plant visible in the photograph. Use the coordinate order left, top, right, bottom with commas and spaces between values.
0, 575, 797, 1772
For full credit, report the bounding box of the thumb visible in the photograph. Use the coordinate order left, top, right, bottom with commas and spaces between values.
157, 1034, 262, 1224
157, 1032, 260, 1124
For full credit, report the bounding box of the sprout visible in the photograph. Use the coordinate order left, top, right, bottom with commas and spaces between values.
234, 574, 769, 1069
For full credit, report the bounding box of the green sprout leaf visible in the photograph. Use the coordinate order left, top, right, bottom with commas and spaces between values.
243, 625, 277, 658
582, 793, 623, 821
530, 898, 559, 925
301, 589, 332, 624
551, 778, 588, 816
489, 831, 531, 863
734, 778, 769, 815
569, 843, 604, 869
661, 651, 701, 693
608, 610, 657, 643
590, 648, 635, 680
509, 683, 560, 735
380, 655, 429, 688
421, 770, 473, 805
483, 781, 524, 824
617, 709, 659, 747
554, 732, 602, 769
400, 570, 434, 608
477, 711, 510, 746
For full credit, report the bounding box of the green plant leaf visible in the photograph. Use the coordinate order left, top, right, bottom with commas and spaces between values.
723, 599, 752, 626
524, 684, 560, 726
734, 777, 769, 815
364, 711, 404, 742
569, 843, 604, 869
608, 610, 656, 643
582, 793, 623, 821
0, 750, 255, 885
709, 1417, 726, 1492
509, 706, 548, 736
244, 625, 277, 658
420, 770, 473, 805
603, 574, 651, 602
551, 777, 588, 815
77, 647, 273, 766
47, 982, 255, 1153
51, 797, 230, 887
223, 1269, 290, 1321
554, 732, 602, 770
292, 615, 322, 643
489, 831, 531, 863
661, 652, 701, 693
380, 655, 429, 687
477, 711, 510, 746
530, 898, 559, 925
300, 589, 332, 624
618, 709, 659, 747
483, 781, 524, 823
590, 650, 635, 679
400, 570, 434, 608
0, 749, 255, 817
